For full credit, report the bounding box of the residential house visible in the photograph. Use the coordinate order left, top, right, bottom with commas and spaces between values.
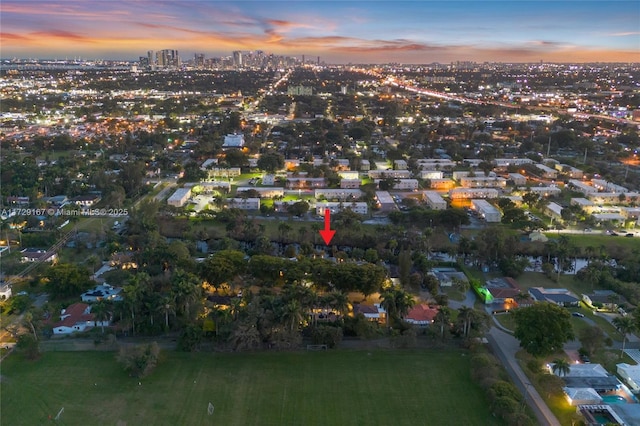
352, 303, 386, 323
20, 248, 57, 263
71, 194, 102, 207
81, 284, 123, 303
0, 282, 12, 299
582, 290, 625, 311
52, 303, 110, 335
484, 277, 522, 310
430, 267, 469, 288
404, 304, 439, 326
47, 195, 69, 207
617, 363, 640, 393
529, 287, 580, 306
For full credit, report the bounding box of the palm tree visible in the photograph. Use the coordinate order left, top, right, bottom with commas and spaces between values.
551, 358, 571, 377
161, 296, 175, 331
457, 306, 474, 337
613, 316, 636, 357
278, 222, 292, 241
23, 311, 38, 340
434, 307, 451, 340
91, 300, 111, 333
379, 288, 399, 327
171, 269, 202, 320
298, 226, 308, 241
123, 278, 147, 336
515, 292, 533, 306
329, 291, 350, 317
281, 299, 304, 331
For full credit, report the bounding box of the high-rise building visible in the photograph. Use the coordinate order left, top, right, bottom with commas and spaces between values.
194, 53, 205, 68
233, 50, 243, 67
156, 49, 180, 68
147, 50, 154, 68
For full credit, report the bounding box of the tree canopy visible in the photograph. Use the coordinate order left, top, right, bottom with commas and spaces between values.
513, 302, 574, 357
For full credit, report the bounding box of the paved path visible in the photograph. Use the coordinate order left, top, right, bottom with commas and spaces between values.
487, 327, 561, 426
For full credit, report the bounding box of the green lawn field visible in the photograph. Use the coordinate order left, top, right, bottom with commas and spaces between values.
1, 349, 502, 426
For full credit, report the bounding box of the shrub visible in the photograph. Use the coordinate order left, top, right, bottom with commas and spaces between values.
117, 342, 160, 378
16, 334, 41, 360
311, 325, 343, 349
489, 380, 523, 403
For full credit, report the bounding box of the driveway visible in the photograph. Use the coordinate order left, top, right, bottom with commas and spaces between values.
447, 289, 476, 310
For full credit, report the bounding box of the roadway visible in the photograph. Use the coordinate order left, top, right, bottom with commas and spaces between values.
381, 74, 640, 127
487, 327, 562, 426
451, 289, 560, 425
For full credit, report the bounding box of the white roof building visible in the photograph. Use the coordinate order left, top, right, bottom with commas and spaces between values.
368, 169, 412, 179
223, 133, 245, 148
423, 191, 447, 210
494, 158, 534, 167
471, 199, 502, 223
535, 163, 558, 178
316, 201, 368, 216
227, 198, 260, 210
420, 170, 444, 180
549, 363, 609, 378
546, 202, 564, 219
416, 159, 456, 169
617, 363, 640, 393
237, 187, 284, 198
563, 387, 603, 406
200, 158, 218, 169
459, 176, 507, 188
524, 186, 562, 197
167, 187, 192, 207
314, 188, 362, 200
508, 173, 527, 186
593, 179, 628, 193
449, 188, 499, 200
568, 179, 598, 195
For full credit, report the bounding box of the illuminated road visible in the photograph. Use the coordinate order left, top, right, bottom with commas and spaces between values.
373, 71, 639, 126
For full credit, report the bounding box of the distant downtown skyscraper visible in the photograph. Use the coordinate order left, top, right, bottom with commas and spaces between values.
233, 50, 243, 67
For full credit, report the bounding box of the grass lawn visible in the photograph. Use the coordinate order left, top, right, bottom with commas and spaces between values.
543, 232, 640, 254
494, 313, 516, 332
1, 349, 502, 426
514, 272, 584, 295
442, 287, 466, 302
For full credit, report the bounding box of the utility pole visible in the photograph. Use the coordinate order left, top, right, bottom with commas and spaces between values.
546, 136, 551, 158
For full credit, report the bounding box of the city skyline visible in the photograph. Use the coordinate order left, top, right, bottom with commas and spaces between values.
1, 1, 639, 63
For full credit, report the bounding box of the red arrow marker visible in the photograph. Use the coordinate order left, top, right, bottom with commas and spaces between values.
319, 208, 336, 245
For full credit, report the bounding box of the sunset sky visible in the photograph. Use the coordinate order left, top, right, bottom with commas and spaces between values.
1, 1, 639, 63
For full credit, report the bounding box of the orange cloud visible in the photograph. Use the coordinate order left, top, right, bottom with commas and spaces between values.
0, 32, 31, 41
31, 30, 97, 43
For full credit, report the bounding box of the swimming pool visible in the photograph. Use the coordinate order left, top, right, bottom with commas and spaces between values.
601, 395, 627, 404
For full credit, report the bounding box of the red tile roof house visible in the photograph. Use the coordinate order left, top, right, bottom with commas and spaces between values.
52, 303, 110, 335
405, 304, 439, 326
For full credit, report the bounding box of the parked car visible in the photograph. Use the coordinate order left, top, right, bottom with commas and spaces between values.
572, 312, 585, 318
580, 354, 591, 363
625, 233, 634, 238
